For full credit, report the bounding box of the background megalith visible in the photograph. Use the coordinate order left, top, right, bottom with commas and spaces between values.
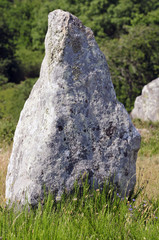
131, 77, 159, 122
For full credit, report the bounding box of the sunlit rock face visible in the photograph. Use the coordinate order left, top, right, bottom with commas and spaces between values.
131, 77, 159, 122
6, 10, 141, 206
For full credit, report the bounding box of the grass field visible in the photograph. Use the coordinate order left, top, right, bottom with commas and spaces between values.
0, 120, 158, 239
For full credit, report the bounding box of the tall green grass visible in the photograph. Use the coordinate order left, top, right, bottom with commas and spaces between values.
0, 181, 158, 240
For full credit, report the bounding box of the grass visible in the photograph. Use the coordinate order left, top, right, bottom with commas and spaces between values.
133, 119, 159, 200
0, 182, 158, 240
136, 155, 159, 203
133, 119, 159, 157
0, 146, 11, 205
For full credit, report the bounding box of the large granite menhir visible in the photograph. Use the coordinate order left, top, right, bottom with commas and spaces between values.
6, 10, 141, 206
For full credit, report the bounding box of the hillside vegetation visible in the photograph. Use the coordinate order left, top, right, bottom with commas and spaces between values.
1, 0, 159, 111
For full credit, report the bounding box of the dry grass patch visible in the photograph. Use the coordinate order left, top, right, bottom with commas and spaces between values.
136, 154, 159, 202
0, 145, 12, 204
134, 120, 159, 202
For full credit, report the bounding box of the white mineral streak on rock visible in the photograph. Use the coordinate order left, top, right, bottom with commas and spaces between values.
131, 77, 159, 122
6, 10, 141, 206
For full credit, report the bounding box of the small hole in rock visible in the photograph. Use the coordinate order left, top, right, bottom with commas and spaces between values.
92, 147, 95, 152
58, 126, 63, 131
124, 152, 127, 157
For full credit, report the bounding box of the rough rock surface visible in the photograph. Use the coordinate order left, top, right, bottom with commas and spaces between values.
131, 78, 159, 122
6, 10, 141, 206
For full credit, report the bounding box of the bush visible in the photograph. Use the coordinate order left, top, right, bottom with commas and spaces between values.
103, 24, 159, 112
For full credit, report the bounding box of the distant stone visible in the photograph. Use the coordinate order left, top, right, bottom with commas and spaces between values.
6, 10, 141, 206
131, 77, 159, 122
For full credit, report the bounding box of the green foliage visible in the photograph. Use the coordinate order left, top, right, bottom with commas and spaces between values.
0, 118, 15, 146
103, 24, 159, 111
0, 0, 159, 110
0, 182, 158, 239
0, 0, 21, 85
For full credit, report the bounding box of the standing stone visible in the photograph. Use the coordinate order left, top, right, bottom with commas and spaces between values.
6, 10, 141, 206
131, 77, 159, 122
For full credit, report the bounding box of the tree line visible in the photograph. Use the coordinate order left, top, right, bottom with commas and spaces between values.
1, 0, 159, 111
